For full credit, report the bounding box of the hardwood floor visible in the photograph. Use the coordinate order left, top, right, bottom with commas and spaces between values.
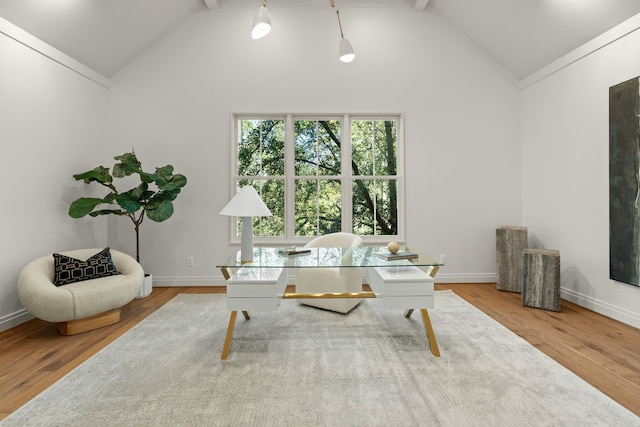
1, 283, 639, 420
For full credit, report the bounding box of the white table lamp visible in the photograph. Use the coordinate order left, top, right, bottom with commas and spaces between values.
220, 186, 272, 263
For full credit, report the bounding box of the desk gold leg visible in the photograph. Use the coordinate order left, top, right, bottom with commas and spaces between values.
420, 308, 440, 357
242, 311, 250, 320
221, 311, 238, 360
428, 265, 440, 278
404, 309, 414, 318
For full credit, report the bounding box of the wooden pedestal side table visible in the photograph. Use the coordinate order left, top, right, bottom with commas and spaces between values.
521, 248, 561, 312
496, 226, 528, 292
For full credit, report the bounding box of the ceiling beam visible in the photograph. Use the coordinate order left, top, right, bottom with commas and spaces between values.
413, 0, 430, 12
204, 0, 219, 10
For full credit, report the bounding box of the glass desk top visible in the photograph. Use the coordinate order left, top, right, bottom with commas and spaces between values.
216, 246, 443, 269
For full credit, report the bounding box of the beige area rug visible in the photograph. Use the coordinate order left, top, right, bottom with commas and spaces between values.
2, 290, 638, 426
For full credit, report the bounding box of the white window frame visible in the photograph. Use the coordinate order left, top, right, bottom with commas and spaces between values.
228, 113, 405, 245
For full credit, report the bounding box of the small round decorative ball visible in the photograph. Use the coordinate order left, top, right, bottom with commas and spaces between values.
387, 242, 400, 254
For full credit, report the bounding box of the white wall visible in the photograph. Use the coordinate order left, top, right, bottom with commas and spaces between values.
107, 6, 521, 286
0, 22, 109, 330
521, 17, 640, 328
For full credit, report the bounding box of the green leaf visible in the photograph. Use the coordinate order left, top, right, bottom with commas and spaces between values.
68, 197, 104, 218
113, 152, 141, 178
72, 166, 112, 184
163, 189, 180, 201
115, 192, 143, 213
102, 193, 116, 204
146, 199, 174, 222
130, 182, 149, 200
141, 190, 155, 200
160, 174, 187, 191
146, 192, 168, 209
155, 165, 174, 178
88, 209, 127, 217
139, 171, 157, 184
154, 165, 177, 187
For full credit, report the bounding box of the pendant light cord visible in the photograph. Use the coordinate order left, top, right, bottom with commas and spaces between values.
336, 10, 345, 39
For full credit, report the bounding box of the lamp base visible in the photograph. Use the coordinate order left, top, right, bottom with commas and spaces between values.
240, 216, 254, 263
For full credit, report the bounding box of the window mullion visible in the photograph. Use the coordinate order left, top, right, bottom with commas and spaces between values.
315, 121, 320, 234
285, 114, 295, 241
396, 114, 405, 241
342, 114, 352, 233
229, 115, 241, 244
373, 179, 378, 236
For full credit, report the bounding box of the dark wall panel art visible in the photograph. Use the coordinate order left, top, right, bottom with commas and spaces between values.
610, 76, 640, 287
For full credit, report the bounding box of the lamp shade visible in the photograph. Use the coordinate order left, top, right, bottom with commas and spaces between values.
251, 6, 271, 40
220, 186, 273, 217
339, 38, 355, 63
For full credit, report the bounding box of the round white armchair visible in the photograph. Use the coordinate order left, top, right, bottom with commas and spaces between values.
18, 248, 144, 335
296, 232, 364, 314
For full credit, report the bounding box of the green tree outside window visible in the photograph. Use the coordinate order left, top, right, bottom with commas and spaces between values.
232, 115, 401, 240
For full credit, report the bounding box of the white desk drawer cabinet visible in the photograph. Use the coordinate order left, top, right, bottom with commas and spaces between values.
366, 265, 434, 310
226, 267, 287, 311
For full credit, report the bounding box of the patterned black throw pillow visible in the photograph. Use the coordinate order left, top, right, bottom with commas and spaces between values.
53, 248, 120, 286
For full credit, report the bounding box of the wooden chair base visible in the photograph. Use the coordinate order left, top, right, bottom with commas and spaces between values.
57, 308, 121, 335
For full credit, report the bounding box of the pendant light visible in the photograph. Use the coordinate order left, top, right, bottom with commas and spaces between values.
331, 1, 355, 63
336, 10, 355, 63
251, 0, 271, 40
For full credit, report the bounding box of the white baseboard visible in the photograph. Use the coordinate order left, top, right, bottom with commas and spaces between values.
151, 276, 225, 287
561, 288, 640, 330
0, 309, 33, 333
432, 273, 497, 283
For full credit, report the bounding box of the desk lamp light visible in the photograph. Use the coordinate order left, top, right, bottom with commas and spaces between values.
220, 186, 272, 263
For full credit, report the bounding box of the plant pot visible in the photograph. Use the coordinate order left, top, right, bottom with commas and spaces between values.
136, 273, 152, 298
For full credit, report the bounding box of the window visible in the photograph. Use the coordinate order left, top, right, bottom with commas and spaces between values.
231, 114, 404, 243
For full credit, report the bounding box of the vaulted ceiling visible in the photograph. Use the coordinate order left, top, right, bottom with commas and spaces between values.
1, 0, 640, 81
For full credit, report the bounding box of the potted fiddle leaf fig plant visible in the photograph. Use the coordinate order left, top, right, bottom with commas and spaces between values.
68, 150, 187, 296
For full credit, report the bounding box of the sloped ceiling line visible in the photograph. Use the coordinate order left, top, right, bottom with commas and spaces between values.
0, 16, 111, 88
520, 12, 640, 89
